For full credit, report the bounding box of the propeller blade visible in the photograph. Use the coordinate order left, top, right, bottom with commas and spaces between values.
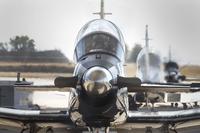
116, 76, 141, 88
54, 76, 78, 88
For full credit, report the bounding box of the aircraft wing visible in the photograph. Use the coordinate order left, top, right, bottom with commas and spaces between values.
0, 107, 74, 132
127, 83, 200, 93
118, 76, 200, 124
0, 75, 78, 131
127, 108, 200, 123
0, 77, 78, 131
116, 76, 200, 93
0, 107, 69, 122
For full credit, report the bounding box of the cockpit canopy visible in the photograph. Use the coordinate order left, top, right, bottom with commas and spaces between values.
136, 48, 164, 82
74, 19, 125, 62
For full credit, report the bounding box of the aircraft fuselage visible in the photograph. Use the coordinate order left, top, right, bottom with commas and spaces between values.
68, 19, 128, 128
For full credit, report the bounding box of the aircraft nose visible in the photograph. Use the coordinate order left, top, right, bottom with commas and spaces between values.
83, 67, 112, 96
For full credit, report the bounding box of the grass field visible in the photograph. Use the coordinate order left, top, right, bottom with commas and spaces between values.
0, 61, 199, 79
0, 72, 72, 79
124, 63, 137, 77
124, 63, 200, 78
0, 61, 74, 78
0, 61, 74, 67
181, 65, 200, 78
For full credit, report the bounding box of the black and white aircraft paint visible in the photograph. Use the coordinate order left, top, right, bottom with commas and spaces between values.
164, 47, 186, 83
164, 60, 200, 83
0, 0, 200, 133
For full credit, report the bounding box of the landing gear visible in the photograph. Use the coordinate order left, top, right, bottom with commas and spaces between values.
194, 102, 199, 107
46, 127, 54, 133
146, 127, 152, 133
88, 127, 110, 133
20, 123, 41, 133
161, 124, 169, 133
105, 127, 110, 133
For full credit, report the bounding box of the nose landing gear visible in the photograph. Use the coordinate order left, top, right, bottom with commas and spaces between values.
88, 127, 110, 133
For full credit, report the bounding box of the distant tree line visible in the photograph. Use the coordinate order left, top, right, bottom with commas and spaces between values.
0, 35, 35, 53
0, 35, 143, 63
0, 35, 69, 63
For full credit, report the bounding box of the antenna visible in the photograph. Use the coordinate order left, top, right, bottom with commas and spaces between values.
93, 0, 112, 19
143, 25, 152, 82
145, 25, 152, 48
169, 45, 172, 62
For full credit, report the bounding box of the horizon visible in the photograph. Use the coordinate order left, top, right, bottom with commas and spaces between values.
0, 0, 200, 65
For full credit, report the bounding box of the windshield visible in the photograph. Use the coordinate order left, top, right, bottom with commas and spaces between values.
136, 48, 163, 82
76, 19, 125, 45
75, 33, 124, 61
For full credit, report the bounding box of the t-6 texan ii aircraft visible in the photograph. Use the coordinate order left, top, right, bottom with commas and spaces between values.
1, 1, 200, 133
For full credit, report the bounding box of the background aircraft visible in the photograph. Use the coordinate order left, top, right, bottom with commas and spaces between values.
134, 25, 200, 110
164, 47, 200, 83
134, 25, 165, 105
136, 25, 164, 83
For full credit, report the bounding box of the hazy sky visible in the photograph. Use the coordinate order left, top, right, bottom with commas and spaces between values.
0, 0, 200, 64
